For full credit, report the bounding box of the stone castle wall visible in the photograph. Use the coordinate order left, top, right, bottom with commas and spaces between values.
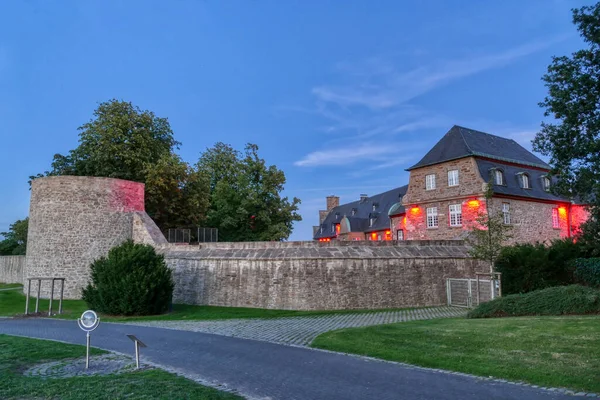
0, 255, 25, 284
25, 176, 166, 299
165, 241, 484, 310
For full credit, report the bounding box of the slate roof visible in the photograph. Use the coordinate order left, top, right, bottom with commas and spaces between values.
314, 185, 408, 239
475, 159, 571, 203
407, 125, 550, 170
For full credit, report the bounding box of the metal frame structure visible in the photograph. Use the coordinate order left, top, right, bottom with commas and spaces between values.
24, 277, 65, 316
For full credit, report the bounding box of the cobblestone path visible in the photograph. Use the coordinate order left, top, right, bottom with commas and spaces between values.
123, 306, 466, 346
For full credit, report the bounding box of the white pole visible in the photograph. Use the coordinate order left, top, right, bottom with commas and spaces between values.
135, 340, 140, 369
86, 332, 90, 369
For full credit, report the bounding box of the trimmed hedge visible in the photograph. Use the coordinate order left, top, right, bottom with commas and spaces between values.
575, 258, 600, 288
467, 285, 600, 318
82, 240, 174, 316
494, 239, 583, 294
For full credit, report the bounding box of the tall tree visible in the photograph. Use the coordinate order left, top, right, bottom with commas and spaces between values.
197, 143, 302, 241
32, 100, 209, 231
0, 218, 29, 255
533, 3, 600, 247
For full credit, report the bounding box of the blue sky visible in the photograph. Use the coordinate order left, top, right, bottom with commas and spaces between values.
0, 1, 594, 240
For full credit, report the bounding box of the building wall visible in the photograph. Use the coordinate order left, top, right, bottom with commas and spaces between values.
24, 176, 165, 299
0, 255, 25, 284
165, 241, 484, 310
402, 157, 485, 206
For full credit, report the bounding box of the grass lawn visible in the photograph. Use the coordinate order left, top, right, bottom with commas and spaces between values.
0, 334, 240, 399
312, 316, 600, 393
0, 284, 415, 322
0, 283, 22, 290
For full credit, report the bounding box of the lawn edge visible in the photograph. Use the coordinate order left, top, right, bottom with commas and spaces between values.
0, 333, 248, 400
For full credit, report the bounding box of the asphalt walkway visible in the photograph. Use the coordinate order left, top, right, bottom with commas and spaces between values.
0, 318, 578, 400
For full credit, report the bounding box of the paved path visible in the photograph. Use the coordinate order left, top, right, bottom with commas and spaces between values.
0, 318, 579, 400
124, 306, 466, 346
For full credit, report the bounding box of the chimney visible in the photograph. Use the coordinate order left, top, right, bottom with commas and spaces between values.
326, 195, 340, 211
360, 194, 368, 203
319, 210, 328, 224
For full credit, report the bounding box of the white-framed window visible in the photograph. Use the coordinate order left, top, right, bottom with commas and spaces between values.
494, 169, 504, 185
542, 177, 551, 192
426, 207, 438, 228
448, 170, 459, 187
369, 218, 375, 227
522, 174, 530, 189
397, 229, 404, 240
449, 204, 462, 227
552, 208, 559, 229
425, 174, 436, 190
502, 202, 511, 225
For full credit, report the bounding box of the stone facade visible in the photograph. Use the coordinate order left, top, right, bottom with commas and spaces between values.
164, 241, 485, 310
24, 176, 166, 299
0, 255, 25, 284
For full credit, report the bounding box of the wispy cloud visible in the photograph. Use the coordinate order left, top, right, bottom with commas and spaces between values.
294, 143, 398, 167
312, 37, 565, 110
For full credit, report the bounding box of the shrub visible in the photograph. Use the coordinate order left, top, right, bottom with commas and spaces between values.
468, 285, 600, 318
494, 238, 582, 294
82, 240, 174, 316
575, 258, 600, 288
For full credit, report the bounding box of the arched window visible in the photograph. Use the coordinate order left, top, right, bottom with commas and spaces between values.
493, 169, 504, 185
522, 173, 530, 189
542, 176, 551, 192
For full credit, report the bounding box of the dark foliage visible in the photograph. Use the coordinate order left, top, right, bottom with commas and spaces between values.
468, 285, 600, 318
82, 240, 174, 316
575, 258, 600, 288
494, 239, 584, 294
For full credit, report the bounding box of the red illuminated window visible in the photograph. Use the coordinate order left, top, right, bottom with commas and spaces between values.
552, 208, 559, 229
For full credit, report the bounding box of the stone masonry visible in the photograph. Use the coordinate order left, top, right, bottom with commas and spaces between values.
24, 176, 166, 299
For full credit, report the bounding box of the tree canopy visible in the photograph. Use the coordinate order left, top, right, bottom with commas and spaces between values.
0, 218, 28, 256
197, 143, 302, 241
533, 2, 600, 247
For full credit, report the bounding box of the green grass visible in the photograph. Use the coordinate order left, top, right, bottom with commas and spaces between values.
0, 284, 415, 322
468, 285, 600, 318
312, 316, 600, 393
0, 334, 240, 399
0, 283, 22, 290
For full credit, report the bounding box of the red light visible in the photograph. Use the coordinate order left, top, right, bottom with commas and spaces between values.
403, 217, 407, 224
410, 206, 420, 214
558, 206, 567, 216
371, 232, 377, 240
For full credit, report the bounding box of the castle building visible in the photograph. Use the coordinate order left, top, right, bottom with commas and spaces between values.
314, 126, 589, 243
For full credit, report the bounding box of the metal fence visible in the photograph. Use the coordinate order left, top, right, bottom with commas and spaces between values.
446, 278, 500, 308
166, 227, 218, 244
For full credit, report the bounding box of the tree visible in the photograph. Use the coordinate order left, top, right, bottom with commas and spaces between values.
32, 99, 209, 231
467, 184, 513, 273
197, 143, 302, 241
533, 3, 600, 245
0, 218, 29, 255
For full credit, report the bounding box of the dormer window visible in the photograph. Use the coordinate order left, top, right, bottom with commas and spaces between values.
521, 173, 531, 189
494, 169, 504, 185
369, 217, 375, 227
335, 212, 340, 220
372, 202, 379, 211
542, 176, 551, 192
351, 208, 357, 216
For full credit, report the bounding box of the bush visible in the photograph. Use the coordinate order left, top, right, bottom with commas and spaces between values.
82, 240, 174, 316
494, 238, 582, 294
575, 258, 600, 288
468, 285, 600, 318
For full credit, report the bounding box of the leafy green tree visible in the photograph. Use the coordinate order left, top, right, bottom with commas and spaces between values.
533, 3, 600, 246
197, 143, 301, 241
32, 99, 209, 231
0, 218, 29, 255
467, 185, 513, 273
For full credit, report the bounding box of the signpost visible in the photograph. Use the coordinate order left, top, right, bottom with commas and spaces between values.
77, 310, 100, 369
126, 334, 147, 369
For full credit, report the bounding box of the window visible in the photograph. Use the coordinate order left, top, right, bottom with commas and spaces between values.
448, 170, 459, 187
331, 224, 335, 233
369, 218, 375, 227
552, 208, 559, 229
542, 177, 551, 192
396, 229, 404, 240
372, 203, 378, 211
502, 203, 511, 225
351, 208, 357, 216
426, 207, 439, 228
522, 174, 530, 189
425, 174, 436, 190
494, 169, 504, 185
449, 204, 462, 227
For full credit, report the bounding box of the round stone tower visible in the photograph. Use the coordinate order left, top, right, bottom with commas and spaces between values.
25, 176, 146, 299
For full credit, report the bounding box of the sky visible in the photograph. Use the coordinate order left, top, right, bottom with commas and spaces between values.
0, 0, 595, 241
